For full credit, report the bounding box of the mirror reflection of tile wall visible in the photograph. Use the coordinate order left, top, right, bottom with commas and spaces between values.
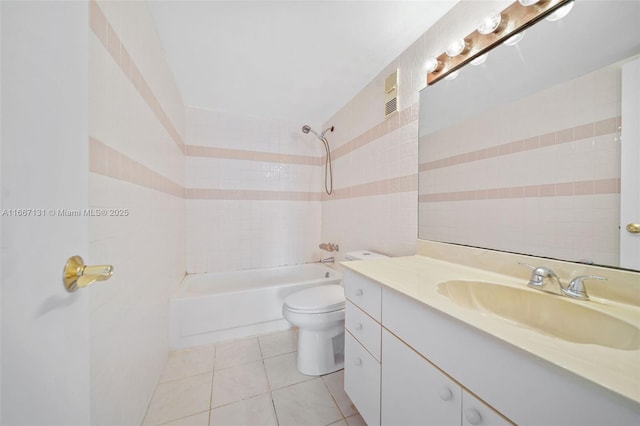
419, 63, 621, 266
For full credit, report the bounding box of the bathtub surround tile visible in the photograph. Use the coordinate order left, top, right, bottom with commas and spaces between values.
160, 345, 215, 383
259, 329, 298, 359
211, 361, 269, 408
143, 372, 212, 425
322, 370, 358, 418
263, 352, 312, 390
214, 337, 262, 370
209, 393, 277, 426
271, 378, 343, 426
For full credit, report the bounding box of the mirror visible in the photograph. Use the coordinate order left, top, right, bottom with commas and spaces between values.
418, 1, 640, 270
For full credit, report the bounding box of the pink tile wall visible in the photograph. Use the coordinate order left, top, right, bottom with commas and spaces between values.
88, 1, 186, 424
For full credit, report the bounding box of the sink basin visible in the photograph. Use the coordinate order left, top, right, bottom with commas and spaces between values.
438, 280, 640, 350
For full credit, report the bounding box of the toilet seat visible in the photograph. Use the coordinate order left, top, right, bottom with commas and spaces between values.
284, 284, 345, 314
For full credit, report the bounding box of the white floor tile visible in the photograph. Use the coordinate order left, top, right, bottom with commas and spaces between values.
264, 352, 311, 390
161, 345, 215, 383
162, 410, 209, 426
209, 393, 277, 426
211, 361, 269, 408
327, 420, 348, 426
258, 328, 298, 358
215, 338, 262, 370
143, 372, 212, 425
272, 378, 343, 426
322, 370, 357, 417
346, 414, 366, 426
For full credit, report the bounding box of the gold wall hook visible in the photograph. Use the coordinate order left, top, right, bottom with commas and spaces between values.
63, 255, 113, 292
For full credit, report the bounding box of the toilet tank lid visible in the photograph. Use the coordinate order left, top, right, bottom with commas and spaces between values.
345, 250, 388, 261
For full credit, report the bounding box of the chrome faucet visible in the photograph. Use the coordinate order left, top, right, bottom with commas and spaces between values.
320, 256, 335, 264
518, 263, 606, 301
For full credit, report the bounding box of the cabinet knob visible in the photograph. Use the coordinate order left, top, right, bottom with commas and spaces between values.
353, 357, 362, 366
355, 323, 363, 330
464, 408, 483, 425
439, 387, 453, 401
354, 289, 363, 296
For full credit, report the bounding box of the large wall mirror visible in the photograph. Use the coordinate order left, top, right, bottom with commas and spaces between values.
418, 0, 640, 270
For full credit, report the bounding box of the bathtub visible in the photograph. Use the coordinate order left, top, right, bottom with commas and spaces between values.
170, 263, 343, 349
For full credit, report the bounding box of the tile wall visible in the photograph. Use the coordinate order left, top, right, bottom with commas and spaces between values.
185, 107, 326, 273
88, 1, 186, 424
319, 0, 512, 259
419, 64, 622, 264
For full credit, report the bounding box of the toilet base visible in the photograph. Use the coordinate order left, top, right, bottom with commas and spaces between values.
296, 324, 345, 376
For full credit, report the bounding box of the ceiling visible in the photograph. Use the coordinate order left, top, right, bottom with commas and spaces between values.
148, 1, 459, 127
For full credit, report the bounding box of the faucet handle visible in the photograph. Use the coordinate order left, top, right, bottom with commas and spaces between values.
562, 275, 607, 301
518, 262, 555, 288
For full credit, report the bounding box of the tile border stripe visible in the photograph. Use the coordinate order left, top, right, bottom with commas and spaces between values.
90, 137, 185, 198
418, 178, 621, 203
186, 145, 323, 166
89, 0, 186, 153
419, 116, 621, 172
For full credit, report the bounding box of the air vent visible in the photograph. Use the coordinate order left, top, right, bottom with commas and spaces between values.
384, 70, 398, 117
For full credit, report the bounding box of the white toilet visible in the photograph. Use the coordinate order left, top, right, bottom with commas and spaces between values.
282, 250, 388, 376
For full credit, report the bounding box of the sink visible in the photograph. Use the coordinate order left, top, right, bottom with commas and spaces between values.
437, 280, 640, 350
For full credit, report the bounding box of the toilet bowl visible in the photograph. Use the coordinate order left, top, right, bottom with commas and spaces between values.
283, 250, 388, 376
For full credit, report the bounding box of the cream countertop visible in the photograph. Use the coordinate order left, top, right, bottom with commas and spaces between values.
342, 254, 640, 405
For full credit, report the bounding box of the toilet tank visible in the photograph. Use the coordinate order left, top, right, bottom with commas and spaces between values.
345, 250, 388, 261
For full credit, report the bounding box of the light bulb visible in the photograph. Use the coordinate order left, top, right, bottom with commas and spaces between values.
518, 0, 540, 6
425, 58, 442, 73
470, 53, 488, 66
445, 39, 467, 57
504, 31, 525, 46
477, 13, 502, 35
444, 70, 459, 81
545, 1, 574, 21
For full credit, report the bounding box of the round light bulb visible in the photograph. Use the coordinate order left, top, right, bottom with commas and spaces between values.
425, 57, 441, 73
444, 70, 459, 81
518, 0, 540, 6
504, 31, 525, 46
445, 39, 467, 57
477, 13, 502, 35
545, 2, 574, 22
470, 53, 488, 66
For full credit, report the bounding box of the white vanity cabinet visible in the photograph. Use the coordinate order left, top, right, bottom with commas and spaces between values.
344, 270, 382, 426
381, 328, 509, 426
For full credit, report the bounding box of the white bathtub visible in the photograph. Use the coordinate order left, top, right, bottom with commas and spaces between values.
170, 263, 343, 349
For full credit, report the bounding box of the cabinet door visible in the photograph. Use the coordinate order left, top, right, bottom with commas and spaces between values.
345, 331, 381, 426
463, 390, 512, 426
382, 329, 461, 426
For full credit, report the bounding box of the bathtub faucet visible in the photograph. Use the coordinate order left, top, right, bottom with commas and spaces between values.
320, 256, 335, 264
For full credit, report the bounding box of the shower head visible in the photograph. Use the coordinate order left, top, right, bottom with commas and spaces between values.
301, 125, 334, 139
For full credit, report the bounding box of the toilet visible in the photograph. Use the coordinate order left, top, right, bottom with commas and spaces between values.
282, 250, 388, 376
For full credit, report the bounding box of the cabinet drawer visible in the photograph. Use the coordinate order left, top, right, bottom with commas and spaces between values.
344, 270, 381, 321
345, 331, 380, 426
345, 300, 381, 361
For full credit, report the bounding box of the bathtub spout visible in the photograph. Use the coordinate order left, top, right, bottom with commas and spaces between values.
320, 257, 335, 264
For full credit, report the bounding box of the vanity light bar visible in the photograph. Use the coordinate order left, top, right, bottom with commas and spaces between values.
427, 0, 573, 85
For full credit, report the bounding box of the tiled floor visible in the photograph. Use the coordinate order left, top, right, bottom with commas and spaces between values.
143, 329, 364, 426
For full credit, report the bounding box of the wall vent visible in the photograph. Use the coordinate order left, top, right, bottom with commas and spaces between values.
384, 70, 398, 117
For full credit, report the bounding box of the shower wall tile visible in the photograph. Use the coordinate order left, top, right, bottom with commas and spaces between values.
89, 1, 186, 425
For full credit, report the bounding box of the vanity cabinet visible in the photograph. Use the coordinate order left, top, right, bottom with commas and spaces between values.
382, 328, 509, 426
343, 269, 639, 426
344, 271, 382, 426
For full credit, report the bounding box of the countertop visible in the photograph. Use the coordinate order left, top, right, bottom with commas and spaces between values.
342, 255, 640, 405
